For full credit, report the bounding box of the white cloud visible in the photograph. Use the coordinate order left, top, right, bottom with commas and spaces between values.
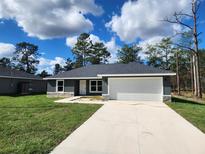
0, 43, 15, 58
106, 0, 189, 43
66, 34, 120, 63
104, 37, 120, 63
0, 0, 103, 39
38, 57, 66, 74
66, 36, 78, 48
89, 34, 101, 43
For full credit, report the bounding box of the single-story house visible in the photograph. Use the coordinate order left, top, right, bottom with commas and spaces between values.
44, 63, 176, 101
0, 66, 47, 95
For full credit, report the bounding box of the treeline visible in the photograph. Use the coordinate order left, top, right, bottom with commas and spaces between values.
0, 34, 204, 95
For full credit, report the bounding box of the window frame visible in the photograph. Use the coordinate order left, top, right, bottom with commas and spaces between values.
89, 80, 102, 93
56, 80, 64, 92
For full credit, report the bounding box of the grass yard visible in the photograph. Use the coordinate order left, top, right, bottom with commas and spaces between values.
167, 97, 205, 133
0, 95, 102, 154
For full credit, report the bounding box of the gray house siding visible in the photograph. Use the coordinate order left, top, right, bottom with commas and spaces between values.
64, 80, 75, 92
47, 79, 78, 97
102, 77, 108, 94
0, 78, 46, 95
0, 78, 16, 94
163, 77, 171, 95
163, 77, 171, 101
47, 80, 56, 92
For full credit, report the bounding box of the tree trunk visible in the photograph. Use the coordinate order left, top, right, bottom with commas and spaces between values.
190, 55, 194, 94
193, 54, 198, 97
195, 53, 202, 98
176, 52, 180, 95
192, 0, 202, 98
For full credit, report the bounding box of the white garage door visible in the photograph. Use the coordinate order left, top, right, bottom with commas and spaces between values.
108, 77, 163, 101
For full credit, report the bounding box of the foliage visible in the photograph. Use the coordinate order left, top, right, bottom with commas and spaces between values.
38, 70, 51, 78
0, 95, 101, 154
64, 58, 74, 71
72, 33, 111, 67
89, 42, 110, 64
53, 63, 63, 75
117, 44, 142, 64
145, 37, 175, 70
0, 57, 13, 68
199, 49, 205, 92
72, 33, 92, 67
13, 42, 40, 74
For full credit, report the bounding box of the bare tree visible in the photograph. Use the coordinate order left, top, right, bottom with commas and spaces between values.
164, 0, 202, 98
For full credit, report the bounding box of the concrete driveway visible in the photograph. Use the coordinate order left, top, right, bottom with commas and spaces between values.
51, 101, 205, 154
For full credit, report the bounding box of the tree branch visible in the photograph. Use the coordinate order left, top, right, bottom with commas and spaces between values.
173, 43, 195, 53
163, 15, 193, 30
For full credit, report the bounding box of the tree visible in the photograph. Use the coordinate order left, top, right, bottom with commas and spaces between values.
53, 63, 63, 75
72, 33, 91, 67
175, 32, 194, 94
157, 38, 175, 70
145, 38, 175, 70
199, 49, 205, 92
171, 49, 192, 94
64, 58, 74, 71
0, 57, 13, 68
13, 42, 39, 74
145, 45, 162, 68
89, 42, 110, 64
117, 44, 142, 64
164, 0, 202, 98
38, 70, 50, 78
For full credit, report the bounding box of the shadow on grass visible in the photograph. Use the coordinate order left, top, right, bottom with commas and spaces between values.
0, 106, 67, 109
171, 97, 205, 106
0, 93, 46, 97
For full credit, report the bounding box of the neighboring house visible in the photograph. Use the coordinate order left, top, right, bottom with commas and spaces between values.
44, 63, 176, 101
0, 66, 46, 95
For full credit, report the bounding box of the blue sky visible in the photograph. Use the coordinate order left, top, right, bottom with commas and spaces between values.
0, 0, 204, 73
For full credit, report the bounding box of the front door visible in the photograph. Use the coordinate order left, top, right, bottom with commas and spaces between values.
79, 80, 86, 95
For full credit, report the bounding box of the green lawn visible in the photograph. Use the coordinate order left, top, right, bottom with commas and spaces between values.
0, 95, 102, 154
167, 97, 205, 133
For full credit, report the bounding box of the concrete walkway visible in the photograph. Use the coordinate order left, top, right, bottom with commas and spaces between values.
55, 96, 106, 104
51, 101, 205, 154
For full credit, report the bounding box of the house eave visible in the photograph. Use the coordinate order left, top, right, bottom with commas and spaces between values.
0, 75, 43, 80
43, 77, 102, 80
97, 73, 176, 77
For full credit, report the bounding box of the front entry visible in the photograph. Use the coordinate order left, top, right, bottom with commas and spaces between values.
79, 80, 86, 95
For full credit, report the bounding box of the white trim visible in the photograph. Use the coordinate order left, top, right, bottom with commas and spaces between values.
89, 80, 102, 93
0, 75, 42, 80
105, 77, 162, 80
97, 73, 176, 77
44, 77, 102, 80
56, 80, 64, 92
44, 73, 176, 80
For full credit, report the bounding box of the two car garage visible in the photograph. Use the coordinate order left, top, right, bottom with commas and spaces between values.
108, 77, 163, 102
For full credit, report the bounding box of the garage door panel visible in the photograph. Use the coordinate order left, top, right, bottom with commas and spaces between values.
108, 77, 163, 101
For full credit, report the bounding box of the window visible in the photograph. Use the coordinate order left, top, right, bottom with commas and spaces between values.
89, 80, 102, 93
56, 80, 64, 92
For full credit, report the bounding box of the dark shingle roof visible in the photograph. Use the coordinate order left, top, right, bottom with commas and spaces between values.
0, 66, 43, 80
46, 63, 174, 79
